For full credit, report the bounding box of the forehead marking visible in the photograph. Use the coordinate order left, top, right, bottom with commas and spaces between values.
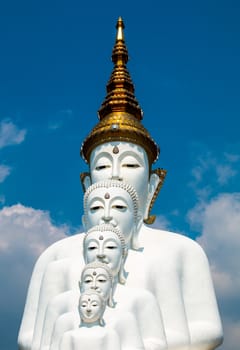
92, 271, 97, 276
99, 235, 104, 240
104, 192, 110, 199
112, 145, 119, 154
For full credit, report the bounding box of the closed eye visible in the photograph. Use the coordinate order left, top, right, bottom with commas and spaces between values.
97, 278, 107, 283
84, 278, 92, 284
122, 164, 140, 168
90, 206, 103, 212
87, 246, 97, 251
106, 246, 117, 249
112, 205, 127, 211
95, 165, 111, 171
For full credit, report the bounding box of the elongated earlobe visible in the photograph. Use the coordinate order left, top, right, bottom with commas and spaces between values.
99, 317, 105, 327
82, 214, 87, 231
144, 169, 167, 224
131, 215, 142, 250
108, 287, 116, 308
80, 172, 92, 192
79, 281, 83, 293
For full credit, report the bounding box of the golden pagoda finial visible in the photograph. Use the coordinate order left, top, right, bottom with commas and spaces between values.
81, 18, 160, 165
98, 17, 142, 121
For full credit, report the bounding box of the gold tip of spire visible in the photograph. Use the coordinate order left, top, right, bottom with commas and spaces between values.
116, 17, 124, 41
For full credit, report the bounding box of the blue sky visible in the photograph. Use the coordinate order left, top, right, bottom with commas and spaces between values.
0, 1, 240, 349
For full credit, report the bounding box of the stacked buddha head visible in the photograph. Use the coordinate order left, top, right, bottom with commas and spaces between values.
78, 17, 166, 327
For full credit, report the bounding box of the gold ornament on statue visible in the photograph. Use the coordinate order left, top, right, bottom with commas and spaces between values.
81, 17, 159, 166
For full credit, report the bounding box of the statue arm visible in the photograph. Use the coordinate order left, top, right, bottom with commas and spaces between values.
18, 244, 58, 350
182, 241, 223, 350
135, 290, 167, 350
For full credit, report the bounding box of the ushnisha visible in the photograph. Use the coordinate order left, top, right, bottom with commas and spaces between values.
82, 180, 141, 250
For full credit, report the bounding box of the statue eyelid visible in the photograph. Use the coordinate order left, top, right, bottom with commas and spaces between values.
112, 204, 127, 211
87, 246, 97, 250
90, 205, 103, 211
122, 163, 140, 168
95, 165, 111, 171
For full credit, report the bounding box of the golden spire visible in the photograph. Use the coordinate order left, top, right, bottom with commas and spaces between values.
81, 17, 160, 165
98, 17, 142, 121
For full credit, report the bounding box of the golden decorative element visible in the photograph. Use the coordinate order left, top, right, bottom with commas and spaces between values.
144, 168, 167, 224
81, 17, 160, 165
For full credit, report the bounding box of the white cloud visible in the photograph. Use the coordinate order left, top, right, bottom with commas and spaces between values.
189, 151, 239, 199
216, 164, 237, 185
0, 204, 67, 311
0, 195, 5, 205
188, 193, 240, 350
0, 119, 26, 149
224, 152, 240, 163
0, 164, 11, 183
48, 109, 73, 131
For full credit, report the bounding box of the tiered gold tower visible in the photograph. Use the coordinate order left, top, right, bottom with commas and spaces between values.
81, 17, 160, 166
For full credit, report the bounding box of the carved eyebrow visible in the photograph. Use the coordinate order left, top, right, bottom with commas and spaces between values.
96, 274, 108, 280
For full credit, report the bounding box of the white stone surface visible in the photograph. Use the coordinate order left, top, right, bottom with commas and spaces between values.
18, 141, 223, 350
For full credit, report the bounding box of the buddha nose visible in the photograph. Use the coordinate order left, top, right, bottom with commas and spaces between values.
91, 279, 98, 290
111, 161, 121, 180
97, 245, 106, 260
97, 253, 106, 260
102, 206, 113, 223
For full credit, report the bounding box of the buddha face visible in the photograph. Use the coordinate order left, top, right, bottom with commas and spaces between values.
81, 267, 112, 301
90, 142, 148, 208
89, 142, 159, 220
84, 185, 135, 245
84, 229, 123, 276
79, 292, 104, 325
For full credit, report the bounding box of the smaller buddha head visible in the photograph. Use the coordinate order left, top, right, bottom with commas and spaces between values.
79, 261, 115, 307
79, 290, 106, 327
83, 224, 127, 284
82, 179, 142, 250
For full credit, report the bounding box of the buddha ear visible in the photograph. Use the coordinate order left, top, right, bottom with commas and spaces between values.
108, 288, 116, 308
99, 317, 105, 327
80, 172, 92, 192
82, 214, 87, 231
78, 280, 83, 292
131, 215, 142, 250
144, 168, 167, 224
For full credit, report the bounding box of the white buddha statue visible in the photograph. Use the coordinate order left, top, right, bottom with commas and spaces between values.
46, 228, 166, 350
83, 224, 128, 285
83, 180, 141, 250
80, 261, 115, 308
79, 290, 106, 327
57, 280, 121, 350
18, 17, 223, 350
